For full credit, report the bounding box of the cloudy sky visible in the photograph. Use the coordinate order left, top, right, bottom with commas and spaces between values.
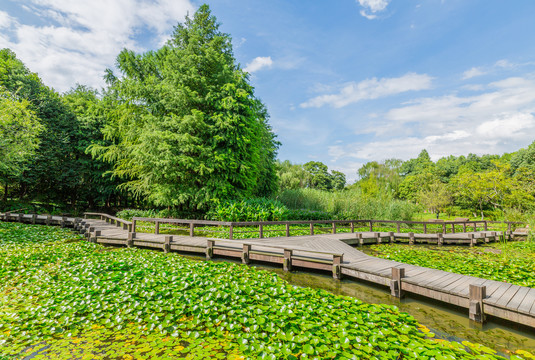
2, 0, 535, 182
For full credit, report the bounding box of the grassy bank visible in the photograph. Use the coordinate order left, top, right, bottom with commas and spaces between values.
0, 221, 532, 359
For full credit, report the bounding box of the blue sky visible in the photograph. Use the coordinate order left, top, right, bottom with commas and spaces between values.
2, 1, 535, 182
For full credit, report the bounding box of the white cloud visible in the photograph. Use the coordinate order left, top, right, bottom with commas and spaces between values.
462, 67, 486, 80
331, 75, 535, 162
357, 0, 390, 19
244, 56, 273, 73
0, 0, 195, 92
300, 73, 433, 108
0, 11, 15, 29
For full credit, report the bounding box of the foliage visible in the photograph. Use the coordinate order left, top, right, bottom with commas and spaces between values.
417, 181, 452, 218
116, 208, 160, 221
0, 221, 526, 359
278, 188, 419, 221
89, 5, 278, 212
368, 242, 535, 288
207, 198, 288, 221
277, 160, 346, 192
286, 209, 334, 221
356, 159, 403, 197
0, 89, 43, 193
0, 49, 82, 204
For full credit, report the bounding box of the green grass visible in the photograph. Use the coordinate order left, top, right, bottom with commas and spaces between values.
367, 242, 535, 288
1, 221, 533, 359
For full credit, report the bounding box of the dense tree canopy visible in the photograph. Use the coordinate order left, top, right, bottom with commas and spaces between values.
89, 5, 278, 212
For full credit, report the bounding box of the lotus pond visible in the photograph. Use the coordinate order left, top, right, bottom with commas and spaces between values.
364, 242, 535, 288
1, 221, 534, 359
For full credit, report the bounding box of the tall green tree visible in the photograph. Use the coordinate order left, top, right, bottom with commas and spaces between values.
0, 89, 43, 200
90, 5, 278, 212
0, 49, 81, 203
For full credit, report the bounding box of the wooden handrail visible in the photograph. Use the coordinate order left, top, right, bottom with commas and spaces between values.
209, 238, 344, 257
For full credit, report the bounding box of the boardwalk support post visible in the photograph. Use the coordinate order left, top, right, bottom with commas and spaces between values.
469, 233, 475, 247
18, 213, 23, 223
283, 249, 292, 272
206, 240, 214, 260
132, 219, 136, 233
32, 214, 37, 225
469, 284, 486, 323
61, 216, 67, 228
242, 244, 251, 265
90, 230, 101, 243
389, 232, 394, 243
46, 215, 52, 226
375, 232, 381, 244
391, 267, 405, 298
409, 232, 415, 245
127, 232, 135, 247
163, 236, 172, 253
437, 233, 444, 246
332, 254, 343, 280
357, 233, 363, 247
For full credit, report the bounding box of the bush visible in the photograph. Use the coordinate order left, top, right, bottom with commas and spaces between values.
115, 208, 159, 221
277, 188, 419, 221
207, 198, 289, 222
286, 209, 334, 221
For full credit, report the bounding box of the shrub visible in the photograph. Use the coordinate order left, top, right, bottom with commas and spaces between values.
116, 208, 159, 221
286, 209, 334, 221
207, 198, 289, 222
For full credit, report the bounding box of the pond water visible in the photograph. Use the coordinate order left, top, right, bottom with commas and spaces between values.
197, 254, 535, 356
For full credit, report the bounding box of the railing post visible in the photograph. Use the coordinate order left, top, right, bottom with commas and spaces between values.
132, 219, 136, 233
163, 235, 172, 253
155, 221, 160, 234
242, 244, 251, 264
473, 223, 477, 232
350, 222, 354, 233
391, 267, 405, 298
442, 223, 446, 234
396, 222, 401, 233
310, 223, 314, 235
451, 223, 455, 233
437, 233, 444, 246
229, 225, 234, 240
332, 254, 343, 280
127, 232, 135, 247
469, 284, 486, 323
259, 224, 263, 238
206, 240, 214, 260
332, 222, 337, 234
190, 223, 195, 237
369, 221, 373, 232
463, 223, 467, 232
283, 249, 292, 272
285, 223, 290, 237
484, 222, 488, 231
423, 223, 427, 234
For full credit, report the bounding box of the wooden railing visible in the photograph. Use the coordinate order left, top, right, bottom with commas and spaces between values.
84, 212, 133, 231
129, 217, 526, 239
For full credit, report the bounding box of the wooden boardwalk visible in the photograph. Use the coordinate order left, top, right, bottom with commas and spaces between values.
1, 212, 534, 329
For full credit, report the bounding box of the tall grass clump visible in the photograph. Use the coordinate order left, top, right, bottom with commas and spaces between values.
277, 188, 419, 221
